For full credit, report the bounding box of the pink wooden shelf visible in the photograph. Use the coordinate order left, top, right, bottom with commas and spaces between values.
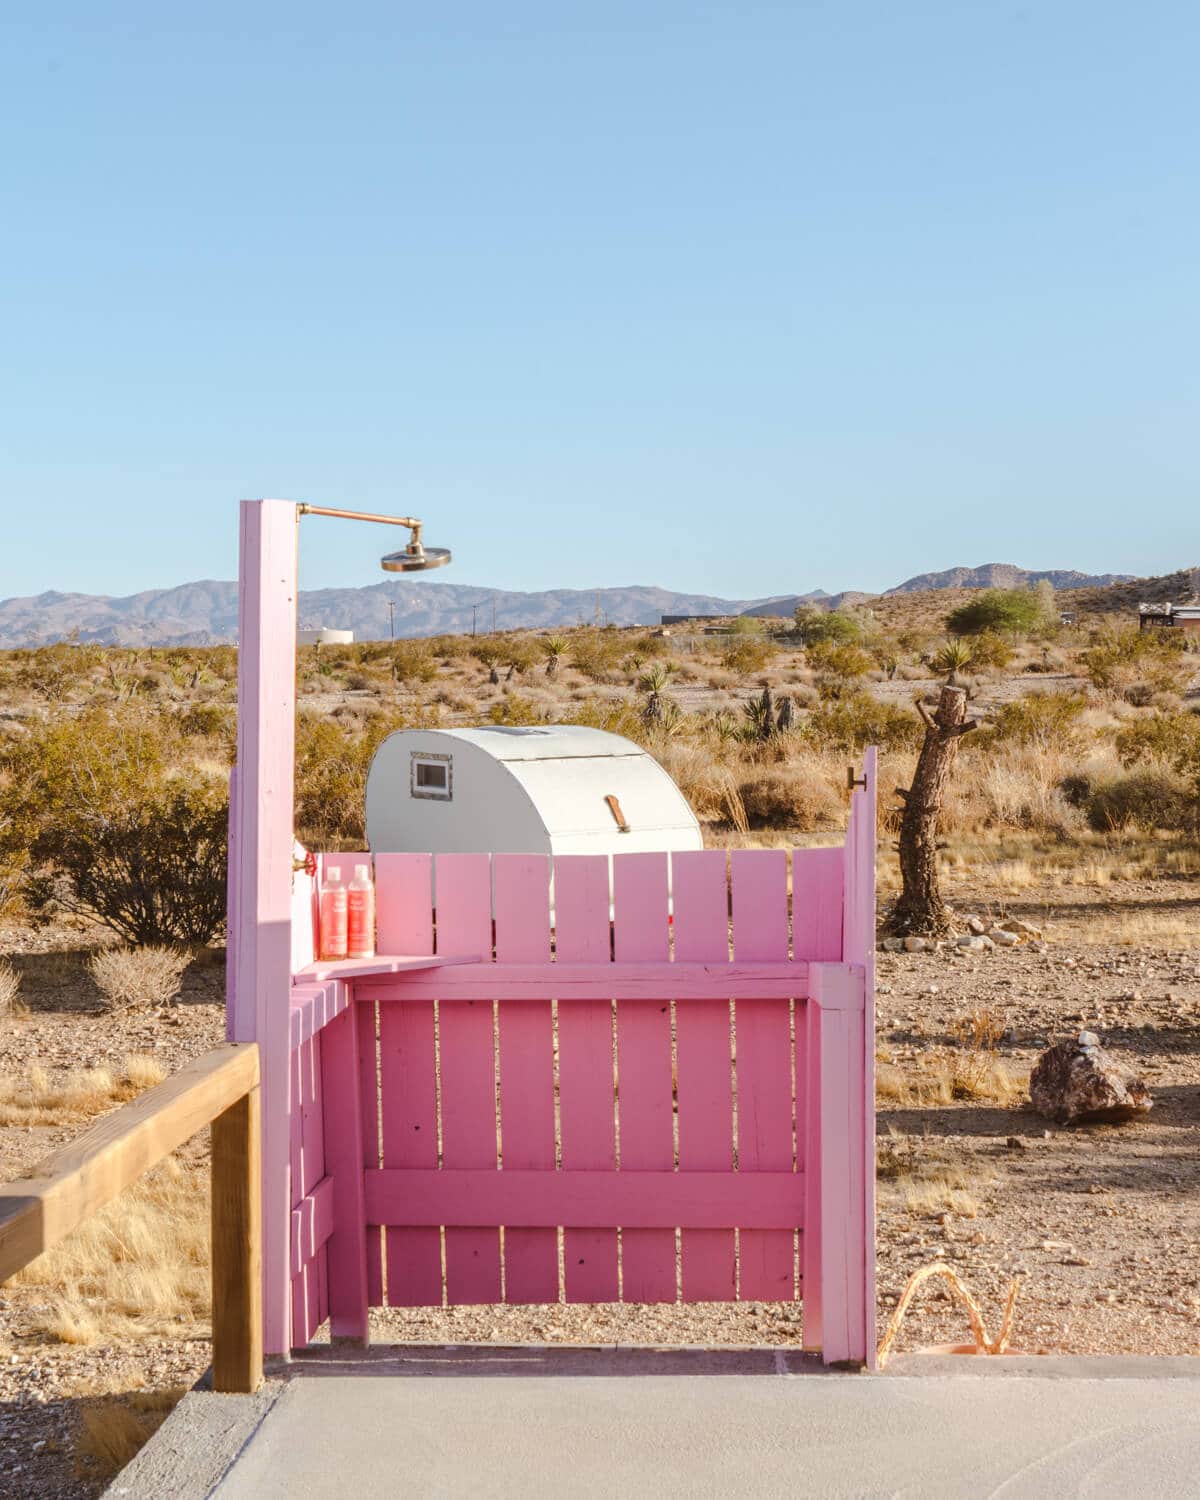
292, 952, 480, 984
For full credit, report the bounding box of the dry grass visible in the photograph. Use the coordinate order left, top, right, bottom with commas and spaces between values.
877, 1008, 1028, 1107
15, 1154, 209, 1344
875, 1131, 982, 1218
88, 945, 190, 1011
76, 1386, 187, 1482
0, 1052, 166, 1126
0, 958, 24, 1016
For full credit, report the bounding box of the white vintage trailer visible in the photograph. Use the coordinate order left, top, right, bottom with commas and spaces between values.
365, 725, 702, 858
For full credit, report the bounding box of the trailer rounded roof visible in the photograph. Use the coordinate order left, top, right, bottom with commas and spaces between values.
409, 725, 645, 761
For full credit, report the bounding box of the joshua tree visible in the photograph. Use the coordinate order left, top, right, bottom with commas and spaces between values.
891, 684, 978, 936
776, 694, 795, 731
637, 663, 673, 726
543, 636, 569, 678
742, 685, 776, 741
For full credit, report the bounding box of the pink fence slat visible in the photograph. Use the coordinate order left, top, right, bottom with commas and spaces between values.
792, 847, 845, 962
379, 996, 441, 1307
802, 995, 823, 1350
358, 1000, 383, 1306
555, 856, 619, 1302
852, 746, 878, 1364
436, 855, 502, 1304
377, 853, 440, 1305
613, 852, 675, 1303
375, 853, 434, 956
320, 1003, 369, 1343
671, 851, 736, 1301
731, 851, 795, 1301
494, 854, 557, 1304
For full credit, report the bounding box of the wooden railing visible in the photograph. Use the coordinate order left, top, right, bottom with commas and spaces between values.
0, 1042, 262, 1393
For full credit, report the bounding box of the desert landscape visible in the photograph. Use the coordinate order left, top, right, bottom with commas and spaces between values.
1, 570, 1199, 1495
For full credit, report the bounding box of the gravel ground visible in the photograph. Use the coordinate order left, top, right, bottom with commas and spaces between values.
1, 872, 1197, 1495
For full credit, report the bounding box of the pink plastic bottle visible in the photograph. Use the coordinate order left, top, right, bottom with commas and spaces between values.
347, 863, 376, 960
319, 868, 348, 962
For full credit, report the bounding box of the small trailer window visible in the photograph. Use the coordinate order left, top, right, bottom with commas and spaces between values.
411, 753, 452, 800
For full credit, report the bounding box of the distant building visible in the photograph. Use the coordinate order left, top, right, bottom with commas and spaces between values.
1138, 600, 1200, 635
298, 627, 355, 646
660, 613, 729, 627
1058, 610, 1077, 626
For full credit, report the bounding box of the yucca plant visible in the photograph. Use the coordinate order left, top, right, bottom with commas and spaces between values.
927, 639, 974, 684
543, 636, 569, 677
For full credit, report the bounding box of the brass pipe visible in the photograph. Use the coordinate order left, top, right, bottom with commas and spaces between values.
297, 503, 423, 530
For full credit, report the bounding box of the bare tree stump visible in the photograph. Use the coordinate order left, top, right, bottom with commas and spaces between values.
891, 684, 977, 936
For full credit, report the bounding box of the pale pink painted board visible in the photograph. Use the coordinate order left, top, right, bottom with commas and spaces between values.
436, 855, 502, 1304
494, 854, 557, 1304
672, 851, 736, 1301
320, 1003, 369, 1342
792, 847, 845, 962
731, 851, 794, 1301
555, 856, 619, 1302
357, 1000, 383, 1307
802, 992, 823, 1350
377, 854, 441, 1305
613, 852, 676, 1303
231, 499, 300, 1356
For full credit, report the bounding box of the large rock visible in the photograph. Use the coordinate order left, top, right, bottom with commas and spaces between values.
1030, 1032, 1153, 1126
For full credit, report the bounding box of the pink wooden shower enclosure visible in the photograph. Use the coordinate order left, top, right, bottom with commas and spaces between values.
227, 500, 877, 1369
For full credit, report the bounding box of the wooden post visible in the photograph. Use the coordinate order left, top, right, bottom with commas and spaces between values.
229, 499, 299, 1357
212, 1084, 263, 1392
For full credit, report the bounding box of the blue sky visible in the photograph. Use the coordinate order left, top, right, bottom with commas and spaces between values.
1, 3, 1196, 601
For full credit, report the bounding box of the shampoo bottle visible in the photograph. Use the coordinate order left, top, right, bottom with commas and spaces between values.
347, 863, 376, 960
319, 868, 348, 962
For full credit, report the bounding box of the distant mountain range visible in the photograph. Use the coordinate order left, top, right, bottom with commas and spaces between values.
0, 564, 1141, 647
885, 564, 1133, 594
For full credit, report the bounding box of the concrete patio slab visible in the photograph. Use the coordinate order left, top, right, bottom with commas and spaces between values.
107, 1347, 1200, 1500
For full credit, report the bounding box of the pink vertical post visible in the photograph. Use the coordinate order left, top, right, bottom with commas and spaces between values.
808, 959, 870, 1366
229, 498, 298, 1357
495, 855, 557, 1304
846, 746, 878, 1367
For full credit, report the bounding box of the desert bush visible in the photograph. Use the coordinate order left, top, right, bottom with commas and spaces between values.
946, 589, 1041, 636
1083, 625, 1188, 696
295, 709, 413, 846
803, 693, 922, 754
807, 641, 874, 694
2, 708, 229, 944
988, 692, 1085, 750
1085, 770, 1196, 832
388, 640, 437, 683
1114, 710, 1200, 771
179, 702, 234, 739
569, 629, 625, 681
89, 946, 189, 1012
924, 639, 974, 680
736, 761, 844, 830
721, 637, 773, 674
792, 608, 862, 646
967, 631, 1014, 670
487, 693, 548, 727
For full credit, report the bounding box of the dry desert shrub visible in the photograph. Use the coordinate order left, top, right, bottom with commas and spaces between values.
16, 1154, 209, 1344
0, 1053, 167, 1126
0, 958, 24, 1017
76, 1386, 188, 1483
736, 760, 844, 831
89, 945, 189, 1012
